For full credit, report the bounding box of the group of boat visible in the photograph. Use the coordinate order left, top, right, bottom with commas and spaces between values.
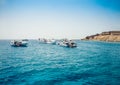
10, 38, 77, 48
38, 38, 77, 48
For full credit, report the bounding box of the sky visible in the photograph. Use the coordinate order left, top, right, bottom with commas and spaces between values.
0, 0, 120, 39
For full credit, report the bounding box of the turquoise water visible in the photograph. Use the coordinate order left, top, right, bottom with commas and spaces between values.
0, 40, 120, 85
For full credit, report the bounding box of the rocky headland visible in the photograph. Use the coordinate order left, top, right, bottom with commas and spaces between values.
82, 31, 120, 42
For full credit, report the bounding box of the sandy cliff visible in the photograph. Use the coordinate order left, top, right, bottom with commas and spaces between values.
82, 31, 120, 42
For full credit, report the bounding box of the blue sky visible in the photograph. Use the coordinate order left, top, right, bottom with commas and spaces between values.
0, 0, 120, 39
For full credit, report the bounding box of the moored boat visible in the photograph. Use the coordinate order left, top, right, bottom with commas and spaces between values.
38, 38, 56, 44
58, 39, 77, 48
10, 39, 28, 47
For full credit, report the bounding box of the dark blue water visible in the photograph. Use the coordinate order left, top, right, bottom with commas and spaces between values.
0, 40, 120, 85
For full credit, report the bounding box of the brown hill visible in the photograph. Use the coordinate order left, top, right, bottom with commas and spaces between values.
82, 31, 120, 42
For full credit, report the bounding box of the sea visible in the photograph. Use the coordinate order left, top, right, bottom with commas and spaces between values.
0, 40, 120, 85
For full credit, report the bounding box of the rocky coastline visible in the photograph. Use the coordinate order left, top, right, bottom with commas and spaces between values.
82, 31, 120, 42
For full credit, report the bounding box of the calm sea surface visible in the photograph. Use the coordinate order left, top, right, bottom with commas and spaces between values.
0, 40, 120, 85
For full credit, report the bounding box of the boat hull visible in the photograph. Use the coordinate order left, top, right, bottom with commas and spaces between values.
10, 40, 28, 47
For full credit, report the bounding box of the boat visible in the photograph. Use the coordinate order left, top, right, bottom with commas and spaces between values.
38, 38, 56, 44
10, 39, 28, 47
48, 39, 56, 45
58, 39, 77, 48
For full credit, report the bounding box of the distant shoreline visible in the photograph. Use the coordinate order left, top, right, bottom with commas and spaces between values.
81, 31, 120, 42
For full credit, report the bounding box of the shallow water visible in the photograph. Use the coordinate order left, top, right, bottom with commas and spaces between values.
0, 40, 120, 85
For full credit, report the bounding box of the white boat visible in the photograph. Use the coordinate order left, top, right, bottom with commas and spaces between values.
58, 39, 77, 48
48, 39, 56, 44
38, 38, 56, 44
10, 39, 28, 47
38, 38, 46, 44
